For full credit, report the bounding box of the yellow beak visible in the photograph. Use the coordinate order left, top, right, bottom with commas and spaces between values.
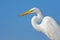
19, 10, 33, 16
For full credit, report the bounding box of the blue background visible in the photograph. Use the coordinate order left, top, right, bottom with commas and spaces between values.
0, 0, 60, 40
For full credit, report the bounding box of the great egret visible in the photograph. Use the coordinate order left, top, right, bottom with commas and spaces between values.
19, 8, 60, 40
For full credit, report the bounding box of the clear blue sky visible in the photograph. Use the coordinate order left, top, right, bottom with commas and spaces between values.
0, 0, 60, 40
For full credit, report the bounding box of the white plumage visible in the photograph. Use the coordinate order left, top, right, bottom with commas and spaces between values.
20, 8, 60, 40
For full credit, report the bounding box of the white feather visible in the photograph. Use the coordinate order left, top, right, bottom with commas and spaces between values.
31, 8, 60, 40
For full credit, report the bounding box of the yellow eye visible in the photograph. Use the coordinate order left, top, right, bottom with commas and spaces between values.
29, 10, 33, 12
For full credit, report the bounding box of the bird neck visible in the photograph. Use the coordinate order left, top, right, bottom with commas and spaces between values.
31, 10, 43, 31
37, 10, 43, 20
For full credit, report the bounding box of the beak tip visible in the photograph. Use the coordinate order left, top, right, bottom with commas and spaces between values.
18, 14, 24, 16
18, 14, 21, 16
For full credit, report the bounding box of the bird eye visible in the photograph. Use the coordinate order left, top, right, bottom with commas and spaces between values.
30, 10, 33, 12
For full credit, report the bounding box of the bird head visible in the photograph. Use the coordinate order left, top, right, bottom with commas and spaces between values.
19, 8, 39, 16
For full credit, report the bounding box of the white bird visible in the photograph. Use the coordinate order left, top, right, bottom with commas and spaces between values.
19, 8, 60, 40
